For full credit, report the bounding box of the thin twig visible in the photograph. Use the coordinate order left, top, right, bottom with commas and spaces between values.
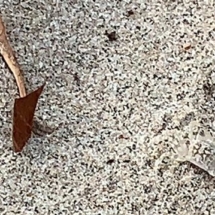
0, 17, 26, 97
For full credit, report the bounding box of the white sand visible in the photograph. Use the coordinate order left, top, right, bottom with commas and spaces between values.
0, 0, 215, 214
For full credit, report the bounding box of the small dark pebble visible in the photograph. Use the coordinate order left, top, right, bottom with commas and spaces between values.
105, 31, 117, 41
73, 72, 80, 86
127, 10, 134, 16
106, 159, 115, 165
123, 159, 130, 163
119, 134, 129, 139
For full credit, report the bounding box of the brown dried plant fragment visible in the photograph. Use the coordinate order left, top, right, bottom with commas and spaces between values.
182, 43, 191, 51
0, 17, 45, 152
13, 84, 45, 152
0, 17, 26, 97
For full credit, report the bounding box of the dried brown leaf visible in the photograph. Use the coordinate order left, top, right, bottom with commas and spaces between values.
12, 84, 45, 152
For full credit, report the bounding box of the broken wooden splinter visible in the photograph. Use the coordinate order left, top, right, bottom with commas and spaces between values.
0, 17, 45, 152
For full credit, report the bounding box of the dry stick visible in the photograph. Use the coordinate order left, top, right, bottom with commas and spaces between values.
0, 17, 26, 97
